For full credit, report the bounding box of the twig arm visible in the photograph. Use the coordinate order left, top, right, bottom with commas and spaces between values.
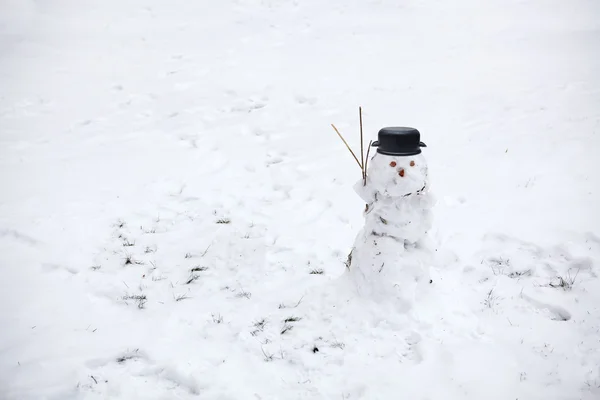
331, 124, 363, 170
363, 140, 373, 186
359, 106, 365, 181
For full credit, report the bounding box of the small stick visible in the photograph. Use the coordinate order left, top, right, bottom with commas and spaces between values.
359, 106, 365, 182
363, 140, 373, 186
331, 124, 362, 170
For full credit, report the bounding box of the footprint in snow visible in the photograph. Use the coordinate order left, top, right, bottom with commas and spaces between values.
80, 349, 200, 397
295, 95, 317, 106
521, 293, 571, 321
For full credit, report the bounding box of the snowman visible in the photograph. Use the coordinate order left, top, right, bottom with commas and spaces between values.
348, 127, 434, 308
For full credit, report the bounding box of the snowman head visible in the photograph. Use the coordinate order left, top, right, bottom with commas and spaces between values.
367, 152, 428, 198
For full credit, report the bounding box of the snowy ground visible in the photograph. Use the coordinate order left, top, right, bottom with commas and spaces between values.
1, 0, 600, 399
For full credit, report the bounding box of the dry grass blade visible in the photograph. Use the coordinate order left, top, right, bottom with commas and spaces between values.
331, 124, 363, 170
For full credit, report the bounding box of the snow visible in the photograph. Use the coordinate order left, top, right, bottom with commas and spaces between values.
1, 0, 599, 399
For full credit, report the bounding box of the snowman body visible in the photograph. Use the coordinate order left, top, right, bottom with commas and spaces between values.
349, 151, 434, 306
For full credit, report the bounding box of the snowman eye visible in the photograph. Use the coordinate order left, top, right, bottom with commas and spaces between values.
410, 161, 415, 167
389, 161, 397, 167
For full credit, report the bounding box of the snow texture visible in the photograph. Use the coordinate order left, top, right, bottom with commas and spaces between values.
350, 152, 434, 304
1, 0, 600, 399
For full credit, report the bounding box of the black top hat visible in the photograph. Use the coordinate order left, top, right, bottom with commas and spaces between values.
372, 127, 427, 156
